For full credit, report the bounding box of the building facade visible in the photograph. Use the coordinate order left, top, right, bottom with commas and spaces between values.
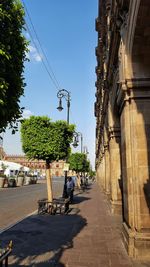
95, 0, 150, 259
0, 148, 67, 177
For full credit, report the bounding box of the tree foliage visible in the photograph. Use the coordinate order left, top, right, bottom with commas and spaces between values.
68, 152, 90, 173
89, 170, 96, 177
21, 116, 75, 163
0, 0, 28, 132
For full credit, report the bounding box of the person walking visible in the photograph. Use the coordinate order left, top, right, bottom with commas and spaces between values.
66, 176, 75, 203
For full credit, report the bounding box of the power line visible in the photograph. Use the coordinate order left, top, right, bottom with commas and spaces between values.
22, 0, 61, 91
25, 22, 60, 90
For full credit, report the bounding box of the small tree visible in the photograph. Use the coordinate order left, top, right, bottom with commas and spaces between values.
21, 116, 75, 201
89, 170, 95, 177
0, 0, 28, 132
68, 152, 90, 174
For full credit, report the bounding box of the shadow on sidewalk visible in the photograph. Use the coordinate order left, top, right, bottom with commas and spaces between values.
1, 212, 87, 266
72, 195, 91, 204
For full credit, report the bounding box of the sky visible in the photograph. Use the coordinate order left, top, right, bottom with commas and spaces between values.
3, 0, 98, 169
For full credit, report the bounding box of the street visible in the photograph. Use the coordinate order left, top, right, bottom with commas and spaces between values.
0, 178, 64, 231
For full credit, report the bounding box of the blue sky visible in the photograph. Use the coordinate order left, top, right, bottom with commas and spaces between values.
3, 0, 98, 169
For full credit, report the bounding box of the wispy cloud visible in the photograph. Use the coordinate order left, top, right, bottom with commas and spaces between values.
27, 44, 42, 62
22, 109, 34, 119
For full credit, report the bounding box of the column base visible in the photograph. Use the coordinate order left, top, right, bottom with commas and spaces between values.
122, 222, 150, 259
110, 200, 122, 215
105, 189, 110, 195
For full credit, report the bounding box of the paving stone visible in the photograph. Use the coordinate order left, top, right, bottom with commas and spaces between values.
0, 184, 150, 266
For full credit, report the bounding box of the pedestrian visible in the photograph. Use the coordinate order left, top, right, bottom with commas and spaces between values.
66, 176, 75, 203
85, 174, 88, 186
80, 175, 83, 187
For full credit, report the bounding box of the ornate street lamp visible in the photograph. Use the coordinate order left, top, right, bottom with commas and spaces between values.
57, 98, 63, 112
57, 89, 71, 124
72, 132, 79, 148
72, 132, 83, 153
57, 89, 71, 198
77, 132, 83, 153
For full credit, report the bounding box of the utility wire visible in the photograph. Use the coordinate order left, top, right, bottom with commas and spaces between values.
25, 22, 59, 90
22, 0, 61, 91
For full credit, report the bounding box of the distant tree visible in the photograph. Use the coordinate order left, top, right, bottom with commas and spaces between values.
89, 170, 96, 177
21, 116, 75, 201
68, 152, 90, 174
0, 0, 28, 133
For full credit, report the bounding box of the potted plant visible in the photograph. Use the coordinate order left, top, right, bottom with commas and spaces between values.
30, 175, 38, 184
16, 170, 25, 187
8, 176, 17, 187
0, 173, 7, 188
24, 173, 32, 185
0, 163, 8, 188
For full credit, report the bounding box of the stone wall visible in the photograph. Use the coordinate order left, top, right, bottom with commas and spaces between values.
95, 0, 150, 259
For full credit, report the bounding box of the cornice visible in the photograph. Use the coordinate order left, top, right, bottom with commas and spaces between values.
117, 78, 150, 113
126, 78, 150, 89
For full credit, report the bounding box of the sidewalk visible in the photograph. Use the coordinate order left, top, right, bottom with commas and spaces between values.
0, 183, 149, 267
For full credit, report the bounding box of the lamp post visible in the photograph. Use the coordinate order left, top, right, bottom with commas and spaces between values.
77, 132, 83, 153
57, 89, 71, 124
72, 132, 83, 153
83, 146, 89, 156
57, 89, 71, 198
72, 132, 79, 148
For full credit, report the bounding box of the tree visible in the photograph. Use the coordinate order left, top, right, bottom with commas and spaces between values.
21, 116, 75, 201
68, 152, 90, 174
0, 0, 28, 132
89, 170, 96, 178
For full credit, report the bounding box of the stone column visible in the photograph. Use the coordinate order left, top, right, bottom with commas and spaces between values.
97, 134, 106, 191
104, 143, 110, 195
104, 125, 111, 195
119, 84, 150, 258
96, 160, 101, 187
109, 126, 122, 214
101, 151, 106, 191
97, 151, 105, 191
96, 152, 105, 190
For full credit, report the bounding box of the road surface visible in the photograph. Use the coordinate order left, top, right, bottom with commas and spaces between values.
0, 177, 64, 231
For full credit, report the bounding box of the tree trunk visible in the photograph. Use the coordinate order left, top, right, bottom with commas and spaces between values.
46, 160, 53, 202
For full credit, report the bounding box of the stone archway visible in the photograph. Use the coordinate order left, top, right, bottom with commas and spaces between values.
118, 0, 150, 259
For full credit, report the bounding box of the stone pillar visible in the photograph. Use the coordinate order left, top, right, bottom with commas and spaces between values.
104, 125, 111, 195
109, 126, 122, 214
96, 161, 101, 187
97, 151, 105, 191
101, 152, 106, 190
104, 143, 110, 194
96, 152, 105, 190
120, 84, 150, 259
